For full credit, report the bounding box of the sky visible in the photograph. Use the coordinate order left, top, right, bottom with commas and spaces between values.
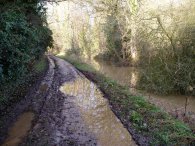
148, 0, 184, 8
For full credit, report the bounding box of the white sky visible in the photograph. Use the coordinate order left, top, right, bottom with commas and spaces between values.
148, 0, 184, 8
46, 0, 186, 24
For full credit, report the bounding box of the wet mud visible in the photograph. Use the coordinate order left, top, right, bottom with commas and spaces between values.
2, 112, 35, 146
60, 77, 136, 146
1, 56, 137, 146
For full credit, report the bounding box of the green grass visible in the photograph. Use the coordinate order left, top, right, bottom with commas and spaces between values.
61, 56, 195, 146
33, 57, 48, 73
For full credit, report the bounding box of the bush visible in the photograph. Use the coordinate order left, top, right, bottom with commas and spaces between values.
0, 2, 52, 82
139, 51, 195, 95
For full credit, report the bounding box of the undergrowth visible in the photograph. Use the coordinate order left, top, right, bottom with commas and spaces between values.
0, 1, 52, 82
0, 57, 48, 112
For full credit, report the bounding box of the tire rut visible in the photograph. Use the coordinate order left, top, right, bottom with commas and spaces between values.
22, 56, 97, 146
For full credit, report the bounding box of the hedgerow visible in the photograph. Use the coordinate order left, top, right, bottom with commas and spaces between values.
0, 1, 52, 82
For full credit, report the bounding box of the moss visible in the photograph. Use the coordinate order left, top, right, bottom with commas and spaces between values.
62, 56, 195, 145
33, 57, 48, 73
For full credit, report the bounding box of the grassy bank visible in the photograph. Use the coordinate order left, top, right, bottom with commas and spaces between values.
62, 56, 195, 146
0, 56, 48, 112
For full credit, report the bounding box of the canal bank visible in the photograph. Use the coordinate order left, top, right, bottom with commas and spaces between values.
62, 56, 195, 145
89, 59, 195, 129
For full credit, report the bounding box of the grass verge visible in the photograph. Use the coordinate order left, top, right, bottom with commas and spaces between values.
62, 56, 195, 146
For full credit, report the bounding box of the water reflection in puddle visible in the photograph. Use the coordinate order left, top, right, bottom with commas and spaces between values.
60, 77, 136, 146
2, 112, 35, 146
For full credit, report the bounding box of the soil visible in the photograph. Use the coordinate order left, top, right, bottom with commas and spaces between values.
0, 56, 139, 146
0, 57, 49, 144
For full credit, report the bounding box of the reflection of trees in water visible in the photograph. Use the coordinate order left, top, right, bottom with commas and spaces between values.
94, 60, 139, 88
94, 59, 195, 128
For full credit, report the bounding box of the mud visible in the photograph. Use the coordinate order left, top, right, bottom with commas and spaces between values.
1, 56, 137, 146
2, 112, 35, 146
60, 76, 136, 146
0, 56, 54, 145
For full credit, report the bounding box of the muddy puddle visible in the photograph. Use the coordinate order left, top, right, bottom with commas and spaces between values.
60, 76, 137, 146
2, 112, 35, 146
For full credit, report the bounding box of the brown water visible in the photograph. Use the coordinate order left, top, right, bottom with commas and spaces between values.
2, 112, 35, 146
90, 59, 195, 115
60, 76, 137, 146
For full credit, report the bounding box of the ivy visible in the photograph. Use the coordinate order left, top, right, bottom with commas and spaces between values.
0, 2, 53, 82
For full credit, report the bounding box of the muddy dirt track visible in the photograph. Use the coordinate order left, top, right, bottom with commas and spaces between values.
1, 56, 136, 146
